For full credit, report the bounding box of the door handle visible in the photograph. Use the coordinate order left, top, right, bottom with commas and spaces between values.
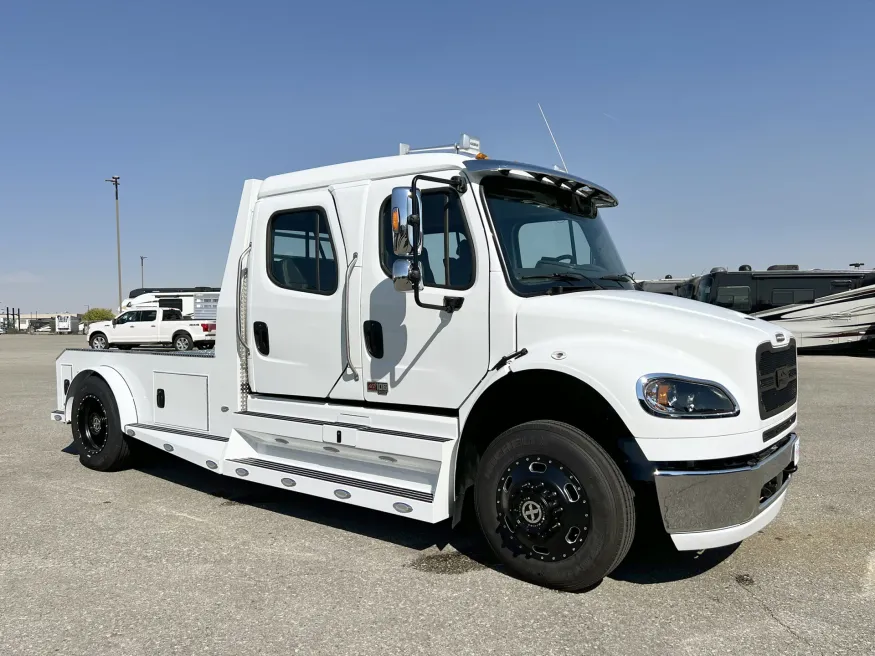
343, 252, 359, 381
253, 321, 270, 355
363, 320, 384, 359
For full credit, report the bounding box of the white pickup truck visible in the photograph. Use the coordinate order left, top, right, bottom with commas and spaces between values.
51, 135, 799, 591
86, 308, 216, 351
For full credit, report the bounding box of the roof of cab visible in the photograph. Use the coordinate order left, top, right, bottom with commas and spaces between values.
258, 153, 472, 199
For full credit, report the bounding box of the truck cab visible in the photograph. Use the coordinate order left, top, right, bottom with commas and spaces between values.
53, 136, 799, 591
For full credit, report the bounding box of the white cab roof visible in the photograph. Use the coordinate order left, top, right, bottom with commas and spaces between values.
258, 153, 472, 199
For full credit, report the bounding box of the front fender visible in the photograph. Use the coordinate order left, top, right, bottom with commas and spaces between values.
65, 366, 139, 427
510, 335, 756, 439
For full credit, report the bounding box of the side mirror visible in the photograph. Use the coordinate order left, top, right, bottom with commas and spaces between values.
112, 318, 118, 326
390, 187, 423, 257
391, 259, 422, 292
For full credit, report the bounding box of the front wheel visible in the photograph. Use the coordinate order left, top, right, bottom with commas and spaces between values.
173, 333, 193, 351
89, 333, 108, 350
474, 420, 635, 591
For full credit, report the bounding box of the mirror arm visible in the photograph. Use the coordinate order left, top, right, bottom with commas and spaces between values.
408, 216, 463, 315
403, 173, 468, 314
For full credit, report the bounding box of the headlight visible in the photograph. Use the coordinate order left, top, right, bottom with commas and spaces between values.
636, 375, 739, 418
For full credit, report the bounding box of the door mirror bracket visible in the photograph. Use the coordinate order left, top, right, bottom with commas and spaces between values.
390, 173, 469, 313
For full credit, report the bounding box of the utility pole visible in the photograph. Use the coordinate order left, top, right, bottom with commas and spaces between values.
140, 255, 147, 287
105, 176, 122, 310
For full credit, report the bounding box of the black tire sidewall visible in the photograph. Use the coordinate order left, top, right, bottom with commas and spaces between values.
72, 378, 125, 471
475, 421, 632, 590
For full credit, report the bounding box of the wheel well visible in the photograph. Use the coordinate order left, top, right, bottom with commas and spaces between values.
453, 370, 647, 523
89, 331, 106, 340
172, 330, 191, 341
66, 369, 107, 412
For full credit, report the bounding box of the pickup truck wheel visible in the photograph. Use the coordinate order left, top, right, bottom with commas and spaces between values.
173, 332, 193, 351
474, 420, 635, 591
71, 377, 134, 471
89, 333, 108, 350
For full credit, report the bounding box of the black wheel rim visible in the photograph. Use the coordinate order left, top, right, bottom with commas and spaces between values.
78, 395, 109, 454
495, 455, 591, 562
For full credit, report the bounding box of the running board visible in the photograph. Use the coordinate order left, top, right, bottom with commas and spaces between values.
227, 457, 434, 502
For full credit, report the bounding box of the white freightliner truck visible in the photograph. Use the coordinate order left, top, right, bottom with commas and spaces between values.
51, 136, 800, 590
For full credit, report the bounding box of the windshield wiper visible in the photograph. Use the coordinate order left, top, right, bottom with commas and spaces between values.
521, 272, 588, 283
519, 272, 601, 289
599, 273, 635, 283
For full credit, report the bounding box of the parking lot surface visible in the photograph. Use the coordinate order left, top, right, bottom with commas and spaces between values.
0, 335, 873, 655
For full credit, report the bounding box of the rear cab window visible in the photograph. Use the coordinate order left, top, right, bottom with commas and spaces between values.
268, 208, 338, 294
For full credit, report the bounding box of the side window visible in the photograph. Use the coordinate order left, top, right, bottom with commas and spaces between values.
380, 190, 474, 290
139, 310, 157, 322
162, 309, 182, 321
116, 311, 137, 324
268, 208, 338, 295
715, 285, 751, 311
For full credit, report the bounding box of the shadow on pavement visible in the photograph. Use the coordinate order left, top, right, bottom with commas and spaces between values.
61, 442, 738, 586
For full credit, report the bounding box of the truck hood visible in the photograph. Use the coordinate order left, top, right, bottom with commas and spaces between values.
88, 321, 113, 333
517, 290, 786, 349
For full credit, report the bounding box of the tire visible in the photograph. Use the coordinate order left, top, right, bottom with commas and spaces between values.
71, 376, 134, 471
173, 332, 193, 351
474, 420, 635, 591
89, 333, 109, 350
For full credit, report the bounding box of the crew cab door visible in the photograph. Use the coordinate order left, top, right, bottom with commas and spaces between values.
247, 188, 353, 398
111, 310, 139, 343
128, 309, 158, 342
358, 175, 490, 408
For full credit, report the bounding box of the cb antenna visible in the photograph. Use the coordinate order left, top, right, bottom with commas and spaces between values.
538, 103, 568, 173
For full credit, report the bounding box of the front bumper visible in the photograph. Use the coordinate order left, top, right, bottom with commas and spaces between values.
654, 433, 798, 549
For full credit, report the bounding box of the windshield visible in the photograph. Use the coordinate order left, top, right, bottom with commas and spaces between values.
481, 176, 632, 294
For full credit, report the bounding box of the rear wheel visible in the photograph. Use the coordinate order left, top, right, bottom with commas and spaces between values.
71, 377, 134, 471
89, 333, 108, 350
173, 332, 193, 351
474, 420, 635, 591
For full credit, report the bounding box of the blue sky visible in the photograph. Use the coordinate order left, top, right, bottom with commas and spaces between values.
1, 0, 873, 313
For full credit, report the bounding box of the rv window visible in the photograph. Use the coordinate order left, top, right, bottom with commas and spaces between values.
771, 289, 794, 306
268, 208, 338, 295
379, 189, 474, 290
715, 285, 751, 311
696, 279, 712, 302
830, 280, 853, 291
772, 289, 815, 306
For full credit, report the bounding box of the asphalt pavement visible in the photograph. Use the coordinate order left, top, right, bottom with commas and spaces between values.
0, 335, 873, 655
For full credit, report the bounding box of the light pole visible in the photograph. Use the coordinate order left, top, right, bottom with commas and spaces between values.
140, 255, 147, 287
105, 176, 122, 310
